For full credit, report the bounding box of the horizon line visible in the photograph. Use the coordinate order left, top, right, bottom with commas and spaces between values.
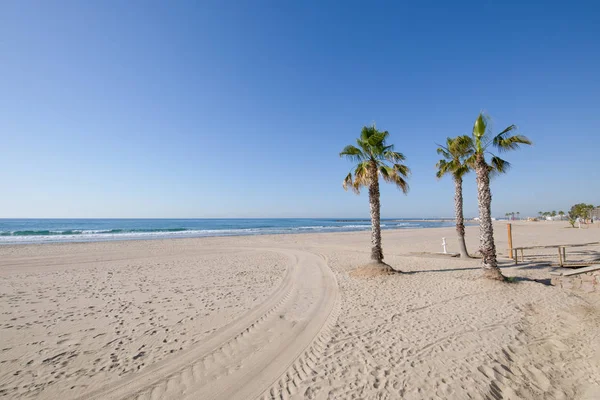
0, 217, 469, 220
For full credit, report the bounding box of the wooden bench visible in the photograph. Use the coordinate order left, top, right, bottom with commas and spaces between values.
511, 242, 600, 267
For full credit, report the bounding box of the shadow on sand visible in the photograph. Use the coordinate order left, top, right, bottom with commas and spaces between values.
395, 261, 554, 287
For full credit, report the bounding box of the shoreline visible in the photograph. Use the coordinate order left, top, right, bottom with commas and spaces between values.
0, 224, 482, 248
0, 220, 483, 246
0, 219, 579, 248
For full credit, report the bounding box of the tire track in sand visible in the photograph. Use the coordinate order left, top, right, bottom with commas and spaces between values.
78, 248, 339, 400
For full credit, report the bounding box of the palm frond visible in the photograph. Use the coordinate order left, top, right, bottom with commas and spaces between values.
393, 174, 409, 194
342, 162, 369, 195
493, 134, 532, 153
352, 161, 371, 192
435, 159, 454, 179
339, 145, 366, 162
341, 124, 410, 196
451, 135, 475, 156
379, 165, 409, 194
393, 162, 410, 177
454, 164, 471, 179
435, 159, 449, 179
383, 150, 406, 164
360, 125, 378, 141
367, 131, 388, 148
472, 113, 488, 139
472, 113, 493, 153
436, 135, 474, 180
436, 146, 451, 158
464, 153, 477, 169
379, 164, 393, 182
495, 124, 517, 138
342, 172, 353, 192
355, 138, 370, 156
489, 155, 511, 177
491, 124, 517, 148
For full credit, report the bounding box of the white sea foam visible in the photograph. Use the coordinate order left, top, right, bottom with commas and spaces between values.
0, 221, 447, 245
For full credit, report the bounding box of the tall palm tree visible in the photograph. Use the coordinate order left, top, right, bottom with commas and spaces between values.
559, 210, 565, 220
516, 211, 520, 220
340, 125, 410, 264
436, 135, 474, 258
470, 113, 532, 280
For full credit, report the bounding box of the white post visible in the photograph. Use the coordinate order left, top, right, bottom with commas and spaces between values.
442, 237, 447, 254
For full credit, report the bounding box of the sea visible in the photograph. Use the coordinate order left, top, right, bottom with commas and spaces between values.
0, 218, 462, 245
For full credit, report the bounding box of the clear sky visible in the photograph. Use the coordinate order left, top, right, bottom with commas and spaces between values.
1, 1, 598, 219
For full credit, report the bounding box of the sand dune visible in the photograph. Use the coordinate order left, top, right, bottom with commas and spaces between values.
1, 222, 599, 399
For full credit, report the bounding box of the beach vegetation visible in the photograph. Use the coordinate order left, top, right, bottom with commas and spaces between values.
435, 135, 474, 258
568, 203, 595, 226
468, 113, 532, 280
340, 125, 410, 265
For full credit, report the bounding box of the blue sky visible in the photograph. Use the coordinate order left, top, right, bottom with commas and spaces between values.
1, 1, 598, 218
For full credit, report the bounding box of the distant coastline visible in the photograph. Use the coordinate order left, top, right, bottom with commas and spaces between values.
335, 218, 467, 223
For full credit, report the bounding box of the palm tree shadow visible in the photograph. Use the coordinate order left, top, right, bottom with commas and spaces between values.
381, 261, 404, 274
500, 261, 553, 270
402, 266, 480, 274
507, 276, 553, 286
402, 267, 553, 286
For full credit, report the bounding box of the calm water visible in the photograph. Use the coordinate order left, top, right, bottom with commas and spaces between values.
0, 218, 461, 245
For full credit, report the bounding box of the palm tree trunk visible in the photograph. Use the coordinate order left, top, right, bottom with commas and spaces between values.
454, 176, 470, 258
368, 162, 383, 263
475, 156, 503, 280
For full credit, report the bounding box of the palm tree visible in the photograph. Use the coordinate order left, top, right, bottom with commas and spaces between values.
469, 113, 532, 280
516, 211, 520, 220
436, 135, 474, 258
340, 125, 410, 264
559, 210, 565, 220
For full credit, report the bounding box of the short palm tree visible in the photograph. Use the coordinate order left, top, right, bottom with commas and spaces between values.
470, 113, 532, 280
340, 125, 410, 264
436, 135, 474, 258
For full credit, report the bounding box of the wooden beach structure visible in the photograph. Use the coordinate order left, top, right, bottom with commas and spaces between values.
510, 242, 600, 267
505, 223, 600, 267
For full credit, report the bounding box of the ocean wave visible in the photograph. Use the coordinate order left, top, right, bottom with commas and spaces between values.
0, 228, 190, 236
0, 224, 418, 239
0, 221, 458, 244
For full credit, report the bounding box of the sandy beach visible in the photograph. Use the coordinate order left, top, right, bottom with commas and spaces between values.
1, 222, 599, 399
